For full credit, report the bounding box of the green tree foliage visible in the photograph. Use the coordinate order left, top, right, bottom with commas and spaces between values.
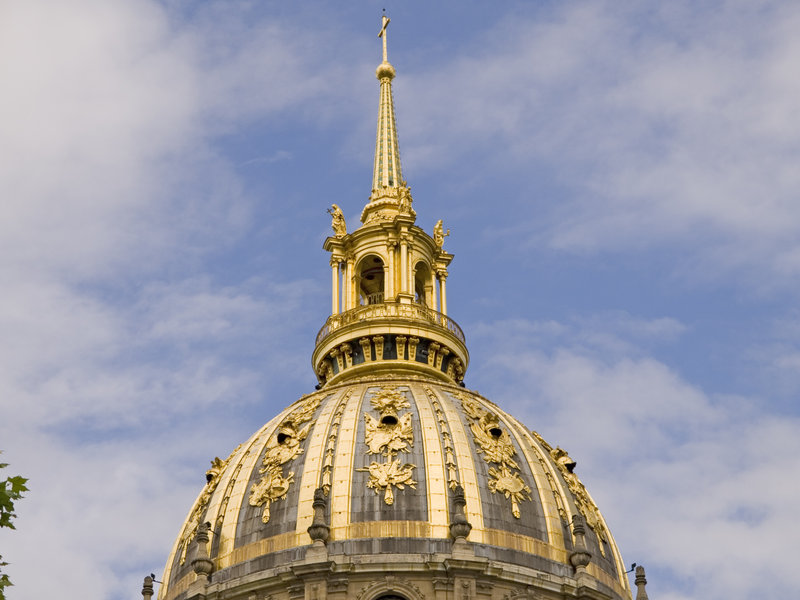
0, 454, 28, 600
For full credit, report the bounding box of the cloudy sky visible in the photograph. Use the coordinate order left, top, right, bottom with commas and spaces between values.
2, 1, 798, 599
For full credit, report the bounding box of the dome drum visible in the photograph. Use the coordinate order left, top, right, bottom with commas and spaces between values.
313, 315, 468, 387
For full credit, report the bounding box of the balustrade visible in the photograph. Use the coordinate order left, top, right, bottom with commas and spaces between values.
316, 302, 465, 346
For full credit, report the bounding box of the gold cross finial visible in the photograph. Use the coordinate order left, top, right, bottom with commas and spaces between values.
378, 12, 390, 63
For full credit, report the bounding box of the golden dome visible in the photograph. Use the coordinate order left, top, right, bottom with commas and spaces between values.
155, 16, 634, 600
159, 378, 630, 600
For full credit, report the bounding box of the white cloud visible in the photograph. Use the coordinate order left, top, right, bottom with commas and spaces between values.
472, 314, 800, 600
400, 0, 800, 287
0, 2, 334, 598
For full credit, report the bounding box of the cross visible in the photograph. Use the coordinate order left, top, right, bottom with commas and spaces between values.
378, 12, 390, 63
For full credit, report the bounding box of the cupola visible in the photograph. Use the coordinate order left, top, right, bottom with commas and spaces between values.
313, 15, 466, 388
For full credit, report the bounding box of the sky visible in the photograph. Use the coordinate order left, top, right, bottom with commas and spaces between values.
1, 1, 799, 599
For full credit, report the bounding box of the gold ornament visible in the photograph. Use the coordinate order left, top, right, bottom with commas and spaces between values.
249, 395, 322, 523
359, 386, 417, 505
328, 204, 347, 237
459, 393, 530, 519
549, 446, 609, 552
359, 459, 417, 505
249, 465, 295, 524
364, 412, 413, 456
488, 464, 532, 519
177, 448, 240, 564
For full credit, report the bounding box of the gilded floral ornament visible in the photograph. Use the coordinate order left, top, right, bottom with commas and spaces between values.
364, 412, 413, 456
359, 386, 417, 505
488, 464, 532, 519
249, 465, 295, 524
248, 395, 322, 523
459, 394, 530, 519
531, 429, 609, 554
370, 386, 410, 415
360, 458, 417, 505
549, 446, 609, 550
177, 450, 239, 564
424, 386, 460, 490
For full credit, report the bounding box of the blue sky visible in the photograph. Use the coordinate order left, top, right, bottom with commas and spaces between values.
2, 1, 799, 599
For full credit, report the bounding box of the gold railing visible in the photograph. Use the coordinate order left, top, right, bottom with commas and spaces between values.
315, 302, 465, 346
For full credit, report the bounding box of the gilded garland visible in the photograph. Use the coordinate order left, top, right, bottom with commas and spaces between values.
357, 386, 417, 505
459, 394, 531, 519
248, 395, 323, 523
177, 449, 239, 564
531, 430, 609, 552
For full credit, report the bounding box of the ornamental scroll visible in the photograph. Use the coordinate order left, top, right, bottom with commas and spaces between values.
177, 447, 240, 564
248, 395, 323, 524
459, 394, 531, 519
357, 386, 417, 505
531, 430, 609, 553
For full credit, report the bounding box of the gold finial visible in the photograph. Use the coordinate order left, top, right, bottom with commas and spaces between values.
376, 12, 395, 80
379, 11, 390, 63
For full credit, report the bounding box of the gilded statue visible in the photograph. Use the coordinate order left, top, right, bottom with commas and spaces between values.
328, 204, 347, 237
433, 219, 450, 248
397, 181, 412, 214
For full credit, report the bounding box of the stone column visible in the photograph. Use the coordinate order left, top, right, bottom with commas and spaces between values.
330, 258, 340, 314
400, 236, 409, 295
386, 242, 396, 300
345, 255, 355, 311
430, 269, 438, 310
439, 271, 448, 315
436, 346, 450, 370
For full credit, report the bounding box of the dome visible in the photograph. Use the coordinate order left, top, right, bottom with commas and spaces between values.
152, 16, 637, 600
160, 379, 631, 600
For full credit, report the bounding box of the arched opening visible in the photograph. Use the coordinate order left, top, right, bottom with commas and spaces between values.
358, 254, 385, 305
413, 260, 433, 307
375, 596, 407, 600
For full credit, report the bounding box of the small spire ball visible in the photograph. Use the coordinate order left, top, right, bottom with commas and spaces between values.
376, 61, 396, 80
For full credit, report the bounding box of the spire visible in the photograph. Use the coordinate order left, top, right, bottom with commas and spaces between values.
372, 13, 403, 195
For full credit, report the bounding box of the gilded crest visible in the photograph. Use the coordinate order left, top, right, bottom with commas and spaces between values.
249, 465, 295, 523
488, 464, 532, 519
549, 445, 609, 550
369, 386, 411, 415
364, 412, 413, 456
178, 454, 232, 564
459, 393, 531, 519
359, 386, 418, 505
360, 459, 417, 505
249, 395, 322, 524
